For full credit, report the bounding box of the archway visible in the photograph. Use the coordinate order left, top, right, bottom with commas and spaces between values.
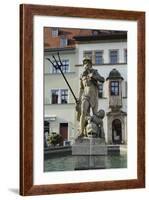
112, 119, 122, 144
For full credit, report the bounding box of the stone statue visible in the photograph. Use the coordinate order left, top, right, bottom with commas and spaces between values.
76, 57, 105, 137
85, 109, 105, 138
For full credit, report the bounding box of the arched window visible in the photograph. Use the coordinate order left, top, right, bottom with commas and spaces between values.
112, 119, 122, 144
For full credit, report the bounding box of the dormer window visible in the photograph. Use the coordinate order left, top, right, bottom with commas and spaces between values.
60, 36, 68, 47
51, 28, 58, 37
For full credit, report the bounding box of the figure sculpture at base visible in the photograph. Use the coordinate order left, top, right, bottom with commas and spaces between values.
76, 57, 105, 137
86, 109, 105, 138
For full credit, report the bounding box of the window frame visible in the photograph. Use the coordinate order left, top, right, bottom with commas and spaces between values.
51, 89, 69, 104
83, 51, 93, 61
109, 49, 119, 64
51, 89, 59, 104
98, 82, 103, 98
60, 89, 68, 104
60, 36, 68, 47
110, 81, 119, 96
51, 59, 69, 74
124, 48, 127, 63
95, 50, 104, 65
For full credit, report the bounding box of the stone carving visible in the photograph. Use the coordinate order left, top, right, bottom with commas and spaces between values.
76, 57, 105, 137
85, 109, 105, 138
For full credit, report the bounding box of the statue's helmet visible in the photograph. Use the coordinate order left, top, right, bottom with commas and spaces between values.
83, 56, 92, 65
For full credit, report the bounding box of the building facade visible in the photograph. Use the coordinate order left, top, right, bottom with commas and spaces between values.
44, 28, 127, 146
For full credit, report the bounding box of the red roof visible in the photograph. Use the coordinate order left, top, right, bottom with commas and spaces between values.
44, 27, 92, 48
44, 27, 127, 48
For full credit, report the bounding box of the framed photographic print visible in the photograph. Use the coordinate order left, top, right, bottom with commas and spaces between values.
20, 4, 145, 196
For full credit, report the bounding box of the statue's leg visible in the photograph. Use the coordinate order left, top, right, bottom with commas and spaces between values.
92, 98, 98, 115
80, 99, 89, 136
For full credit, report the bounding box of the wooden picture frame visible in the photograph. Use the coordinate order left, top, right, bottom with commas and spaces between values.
20, 4, 145, 196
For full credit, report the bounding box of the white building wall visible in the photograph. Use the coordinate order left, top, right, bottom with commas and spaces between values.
44, 50, 78, 142
76, 41, 127, 65
44, 50, 78, 105
44, 73, 78, 104
45, 104, 77, 141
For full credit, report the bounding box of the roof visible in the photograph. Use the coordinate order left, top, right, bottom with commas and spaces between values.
44, 47, 75, 53
106, 68, 124, 80
74, 31, 127, 42
44, 28, 127, 48
44, 27, 92, 48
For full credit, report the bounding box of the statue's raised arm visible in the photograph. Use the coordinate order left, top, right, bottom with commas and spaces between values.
90, 69, 105, 83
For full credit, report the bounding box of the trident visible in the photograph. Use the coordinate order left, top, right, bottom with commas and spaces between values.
46, 52, 78, 103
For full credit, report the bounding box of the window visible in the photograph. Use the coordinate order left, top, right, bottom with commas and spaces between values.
125, 81, 127, 98
51, 28, 58, 37
95, 51, 103, 64
51, 89, 68, 104
52, 60, 69, 73
44, 120, 50, 148
124, 49, 127, 63
44, 120, 49, 133
98, 82, 103, 98
83, 51, 92, 61
110, 81, 119, 96
109, 50, 118, 64
60, 36, 68, 47
52, 61, 59, 74
61, 60, 69, 73
51, 90, 59, 104
83, 50, 104, 64
61, 89, 68, 104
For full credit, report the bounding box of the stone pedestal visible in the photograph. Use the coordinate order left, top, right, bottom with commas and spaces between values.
72, 137, 108, 170
74, 155, 107, 170
72, 137, 107, 156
